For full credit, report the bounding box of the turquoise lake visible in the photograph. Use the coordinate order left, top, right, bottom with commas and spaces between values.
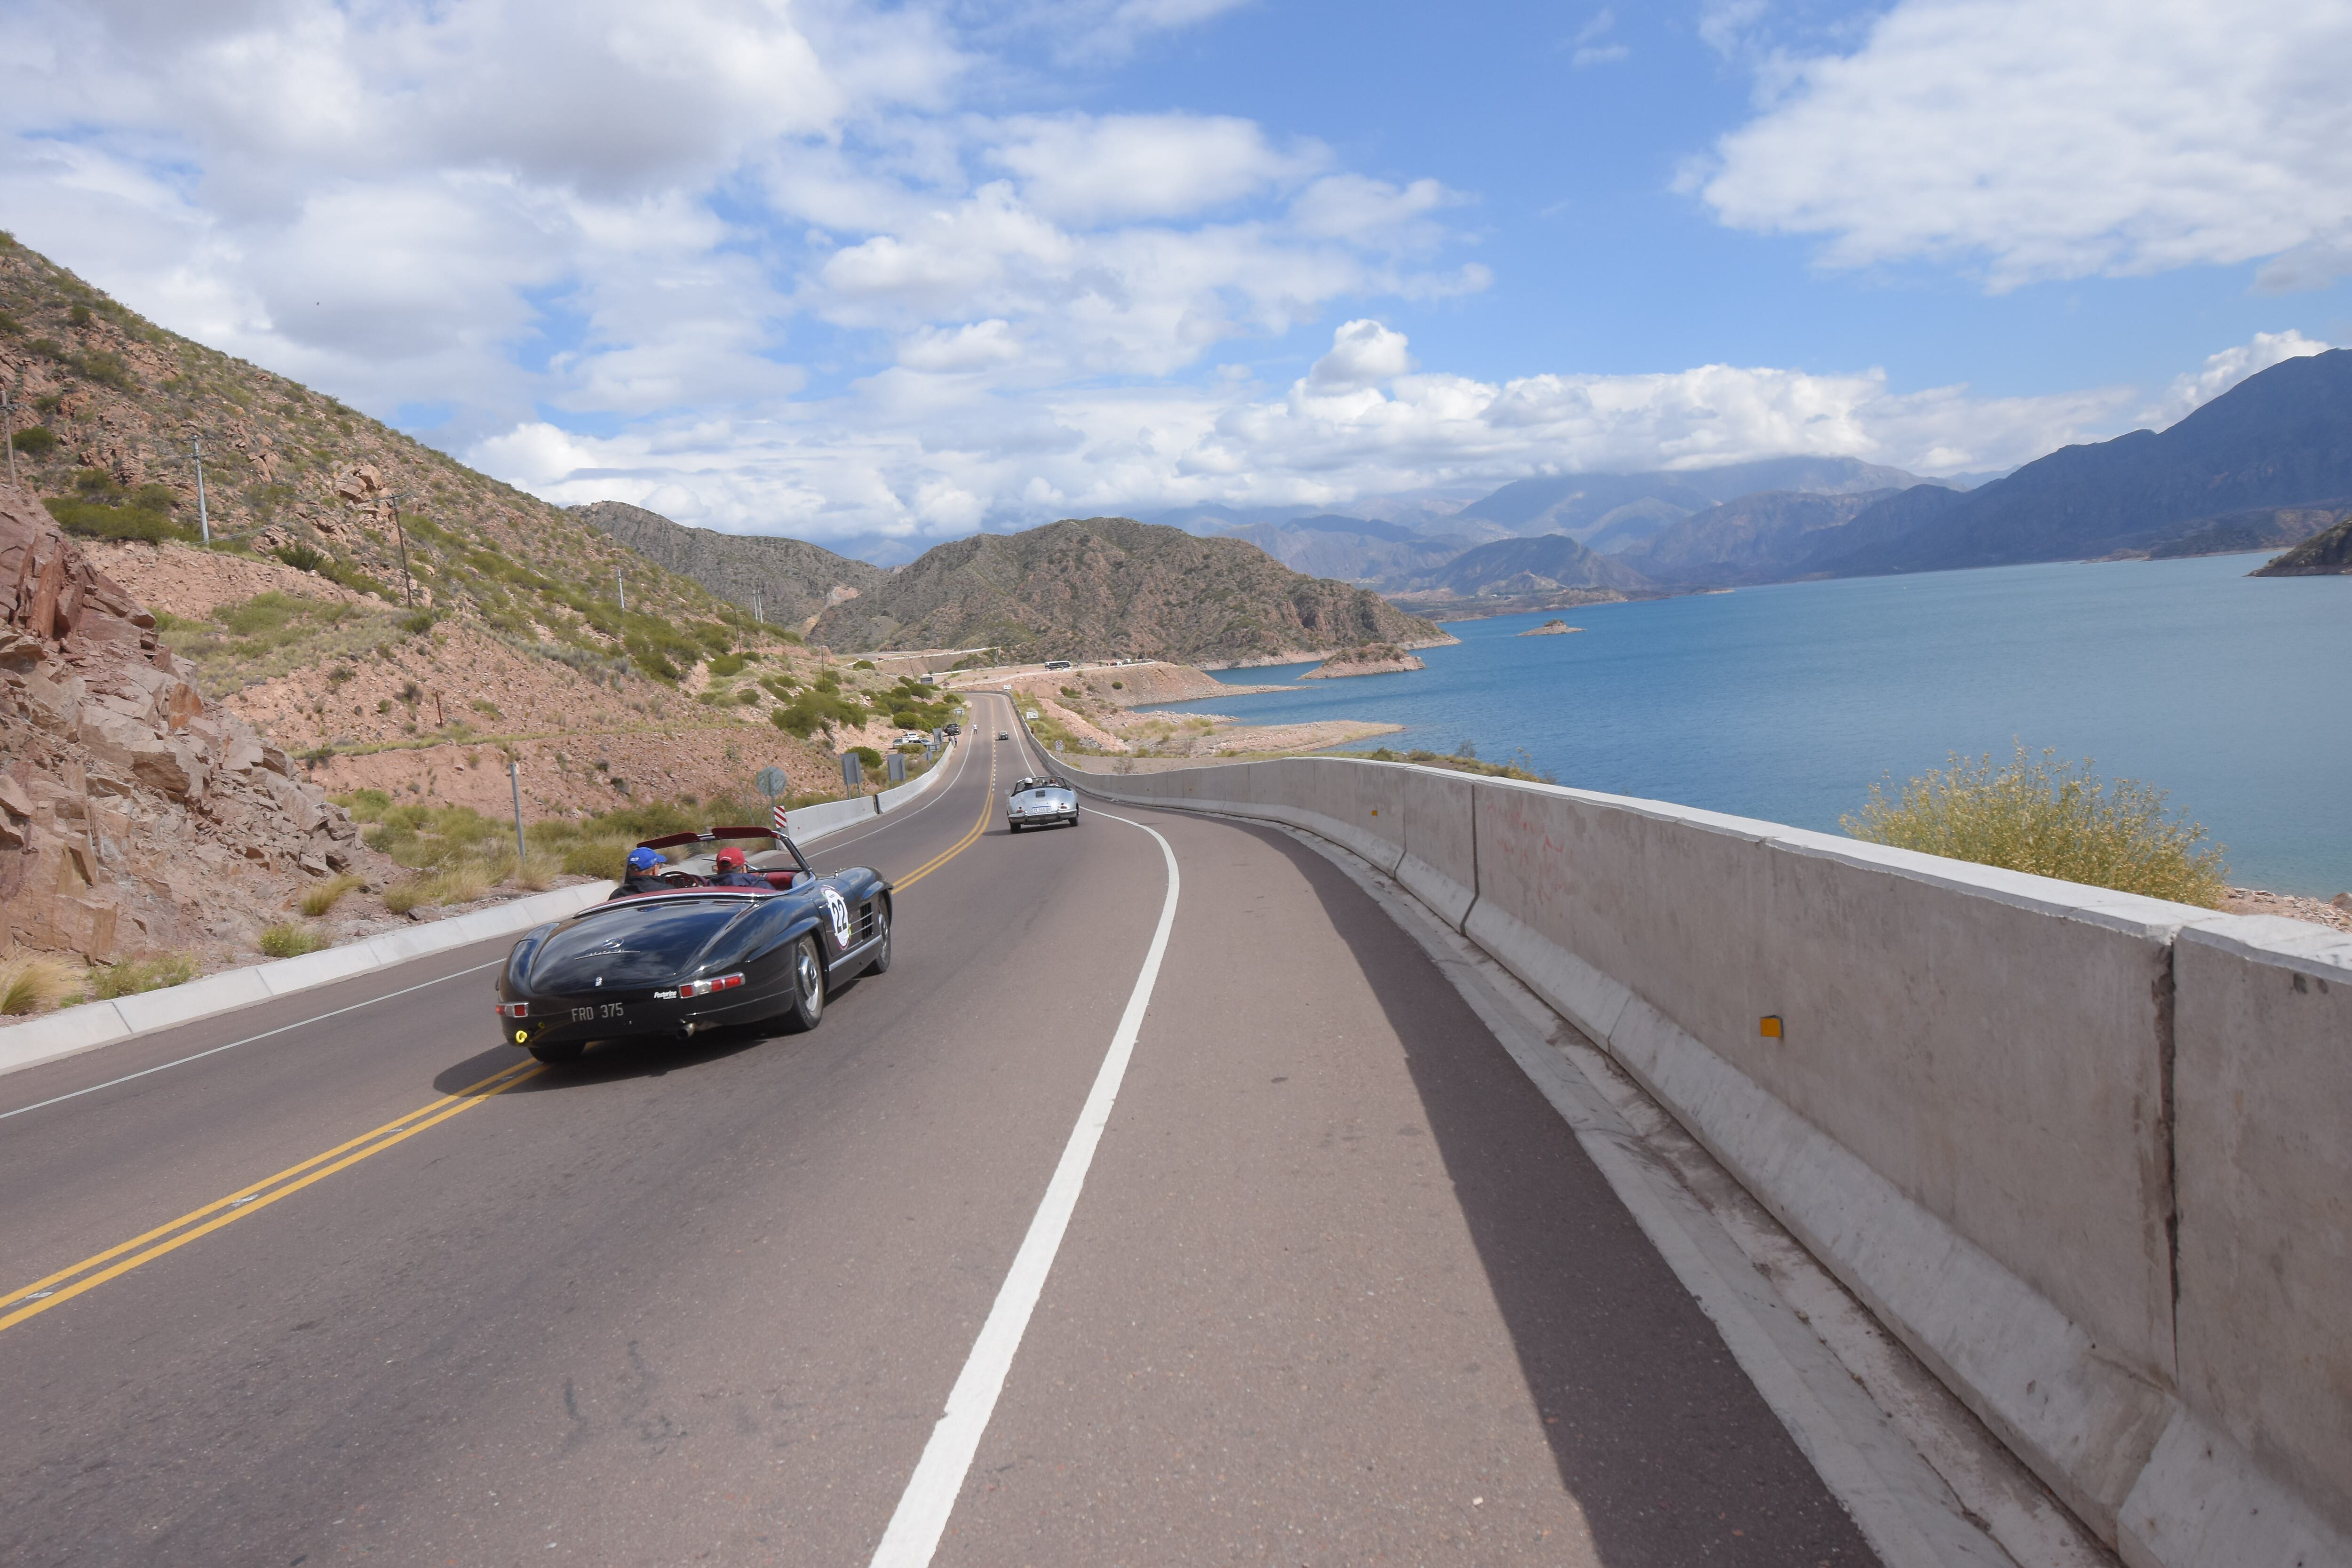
1143, 552, 2352, 898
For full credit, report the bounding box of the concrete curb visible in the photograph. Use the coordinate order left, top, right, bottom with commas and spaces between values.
0, 740, 959, 1084
1049, 743, 2352, 1568
0, 880, 612, 1082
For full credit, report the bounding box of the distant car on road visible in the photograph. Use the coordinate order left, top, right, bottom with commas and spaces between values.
1007, 776, 1079, 832
942, 722, 961, 735
1042, 659, 1073, 671
494, 828, 892, 1066
996, 731, 1009, 740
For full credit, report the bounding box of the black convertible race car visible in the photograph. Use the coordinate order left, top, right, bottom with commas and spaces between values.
494, 828, 892, 1065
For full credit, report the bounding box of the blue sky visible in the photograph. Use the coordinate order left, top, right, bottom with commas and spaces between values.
4, 0, 2349, 558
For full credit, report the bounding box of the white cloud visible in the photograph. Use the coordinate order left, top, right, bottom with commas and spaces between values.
1696, 0, 2352, 289
2147, 329, 2330, 425
1569, 8, 1629, 67
468, 321, 2320, 557
1305, 319, 1415, 392
991, 113, 1323, 224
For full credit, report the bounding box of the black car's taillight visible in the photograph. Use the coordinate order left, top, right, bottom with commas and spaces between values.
680, 972, 745, 998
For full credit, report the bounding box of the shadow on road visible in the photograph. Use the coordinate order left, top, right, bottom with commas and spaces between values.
1225, 819, 1881, 1568
430, 973, 880, 1095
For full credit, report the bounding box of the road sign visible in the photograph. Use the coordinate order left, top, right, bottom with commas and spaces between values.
753, 765, 789, 799
840, 753, 862, 795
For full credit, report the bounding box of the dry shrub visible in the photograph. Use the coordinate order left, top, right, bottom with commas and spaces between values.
0, 949, 78, 1015
258, 922, 330, 959
381, 879, 432, 915
432, 863, 494, 905
1843, 745, 2228, 907
298, 874, 366, 917
85, 952, 198, 1000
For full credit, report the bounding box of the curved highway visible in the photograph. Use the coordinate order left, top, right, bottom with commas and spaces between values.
0, 691, 1878, 1567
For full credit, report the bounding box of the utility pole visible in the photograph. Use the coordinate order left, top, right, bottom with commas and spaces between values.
1, 383, 16, 490
616, 566, 626, 614
191, 432, 211, 546
509, 757, 528, 867
753, 585, 762, 626
389, 492, 414, 608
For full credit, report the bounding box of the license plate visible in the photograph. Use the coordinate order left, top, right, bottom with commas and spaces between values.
570, 1002, 627, 1023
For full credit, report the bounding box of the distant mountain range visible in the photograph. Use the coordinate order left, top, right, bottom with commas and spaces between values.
1812, 350, 2352, 576
574, 501, 887, 630
572, 350, 2352, 640
805, 516, 1444, 664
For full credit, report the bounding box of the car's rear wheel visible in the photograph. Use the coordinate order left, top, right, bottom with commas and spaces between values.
867, 899, 892, 974
780, 935, 825, 1032
529, 1038, 587, 1065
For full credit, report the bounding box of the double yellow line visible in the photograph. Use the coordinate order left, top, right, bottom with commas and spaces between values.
892, 725, 998, 891
0, 704, 1015, 1340
0, 1059, 540, 1336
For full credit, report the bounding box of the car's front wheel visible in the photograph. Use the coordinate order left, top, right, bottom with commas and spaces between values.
779, 934, 825, 1032
866, 899, 892, 974
529, 1038, 587, 1066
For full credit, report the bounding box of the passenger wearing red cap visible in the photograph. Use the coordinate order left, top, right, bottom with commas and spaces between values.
708, 845, 769, 888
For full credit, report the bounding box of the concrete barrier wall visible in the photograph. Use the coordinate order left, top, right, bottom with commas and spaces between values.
1064, 750, 2351, 1568
2122, 917, 2352, 1564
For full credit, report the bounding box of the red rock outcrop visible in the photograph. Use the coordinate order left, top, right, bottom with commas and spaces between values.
0, 483, 366, 960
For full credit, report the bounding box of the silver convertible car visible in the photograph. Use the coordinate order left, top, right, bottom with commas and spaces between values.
1007, 775, 1079, 832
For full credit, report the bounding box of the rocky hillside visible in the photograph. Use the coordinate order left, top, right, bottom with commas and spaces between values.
0, 233, 872, 817
573, 501, 889, 632
0, 234, 770, 677
2144, 501, 2349, 560
2249, 510, 2352, 574
807, 517, 1446, 664
1, 483, 372, 962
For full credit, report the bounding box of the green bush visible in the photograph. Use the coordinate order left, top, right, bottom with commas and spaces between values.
43, 496, 192, 544
336, 788, 394, 821
848, 746, 884, 772
27, 337, 64, 360
1842, 745, 2228, 907
274, 542, 328, 573
853, 659, 875, 669
68, 303, 92, 327
73, 351, 133, 390
258, 922, 329, 958
8, 425, 56, 456
401, 610, 438, 636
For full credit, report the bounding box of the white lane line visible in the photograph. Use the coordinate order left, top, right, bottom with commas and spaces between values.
868, 807, 1180, 1568
0, 960, 505, 1124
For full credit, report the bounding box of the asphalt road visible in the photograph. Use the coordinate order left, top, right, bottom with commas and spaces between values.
0, 691, 1878, 1567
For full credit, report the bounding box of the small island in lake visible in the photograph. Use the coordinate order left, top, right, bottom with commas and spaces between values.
1300, 642, 1426, 679
1518, 619, 1584, 637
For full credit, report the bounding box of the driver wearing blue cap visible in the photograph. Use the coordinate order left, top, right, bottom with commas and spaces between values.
609, 845, 674, 899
